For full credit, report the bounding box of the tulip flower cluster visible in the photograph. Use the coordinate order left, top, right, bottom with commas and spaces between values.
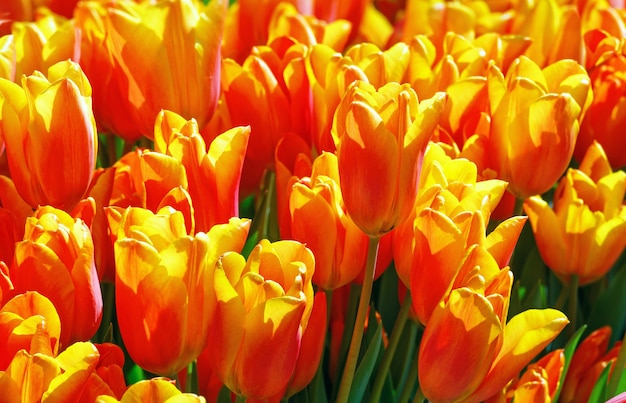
1, 0, 626, 402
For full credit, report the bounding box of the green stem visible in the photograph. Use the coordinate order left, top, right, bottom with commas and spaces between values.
398, 350, 419, 403
608, 328, 626, 398
554, 282, 569, 313
185, 361, 198, 394
514, 197, 525, 217
369, 292, 412, 403
234, 395, 246, 403
566, 275, 579, 339
335, 236, 380, 403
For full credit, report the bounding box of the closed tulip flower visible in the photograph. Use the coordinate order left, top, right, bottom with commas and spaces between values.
487, 57, 591, 199
524, 141, 626, 286
10, 204, 102, 349
76, 0, 226, 140
207, 239, 318, 400
0, 60, 97, 211
332, 80, 446, 237
288, 152, 368, 290
508, 349, 565, 403
112, 206, 250, 376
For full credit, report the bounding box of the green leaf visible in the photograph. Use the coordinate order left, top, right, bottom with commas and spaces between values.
348, 306, 383, 402
125, 363, 146, 385
217, 385, 233, 403
586, 262, 626, 345
552, 325, 588, 403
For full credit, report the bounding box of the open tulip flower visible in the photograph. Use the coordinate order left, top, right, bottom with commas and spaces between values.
419, 274, 569, 402
332, 80, 447, 237
0, 59, 97, 211
0, 291, 61, 370
112, 206, 250, 376
524, 141, 626, 286
207, 239, 319, 400
0, 339, 127, 402
153, 110, 250, 232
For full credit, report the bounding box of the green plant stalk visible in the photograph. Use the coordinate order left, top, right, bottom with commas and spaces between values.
369, 292, 412, 403
335, 236, 380, 403
514, 197, 525, 217
185, 361, 198, 394
567, 275, 579, 339
607, 326, 626, 398
398, 350, 419, 403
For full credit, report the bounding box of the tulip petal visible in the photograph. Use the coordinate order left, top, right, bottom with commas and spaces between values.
467, 308, 569, 402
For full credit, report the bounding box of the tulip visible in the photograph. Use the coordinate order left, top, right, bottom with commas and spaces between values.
113, 206, 250, 375
10, 204, 102, 349
507, 349, 565, 402
509, 0, 582, 66
288, 152, 368, 290
419, 278, 569, 402
0, 340, 127, 402
576, 32, 626, 169
332, 80, 446, 237
524, 142, 626, 285
75, 0, 227, 140
267, 3, 352, 51
96, 378, 203, 403
0, 59, 97, 211
0, 291, 61, 370
207, 239, 318, 399
1, 9, 79, 82
216, 41, 308, 194
561, 326, 622, 403
305, 44, 369, 154
487, 57, 590, 199
153, 110, 250, 232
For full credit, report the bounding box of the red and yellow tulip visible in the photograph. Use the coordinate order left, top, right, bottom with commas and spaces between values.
524, 142, 626, 285
207, 239, 322, 400
10, 205, 101, 349
0, 60, 97, 211
112, 206, 250, 375
332, 80, 446, 237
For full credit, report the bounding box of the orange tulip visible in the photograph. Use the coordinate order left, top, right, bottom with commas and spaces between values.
75, 0, 227, 140
153, 110, 250, 232
576, 31, 626, 169
207, 239, 319, 399
524, 142, 626, 285
305, 44, 369, 154
332, 80, 446, 237
10, 204, 102, 349
0, 340, 127, 402
0, 9, 79, 81
215, 40, 309, 193
0, 59, 97, 211
419, 274, 569, 402
0, 291, 61, 370
487, 57, 591, 198
112, 206, 250, 375
288, 152, 368, 290
561, 326, 622, 403
507, 349, 565, 403
96, 378, 203, 403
